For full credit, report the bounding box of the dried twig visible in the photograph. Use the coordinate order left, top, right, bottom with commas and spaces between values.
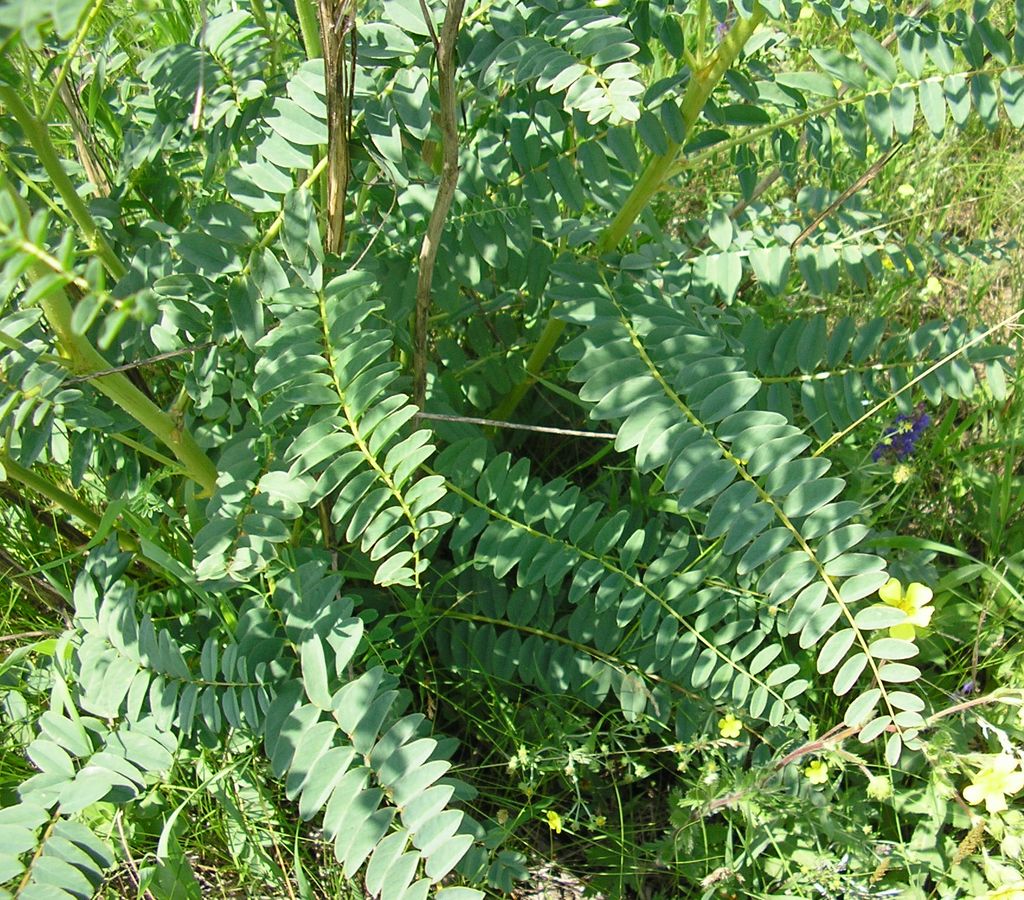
0, 631, 56, 643
114, 811, 157, 900
415, 411, 615, 439
789, 143, 903, 253
0, 546, 71, 613
413, 0, 466, 408
61, 342, 214, 384
57, 80, 112, 195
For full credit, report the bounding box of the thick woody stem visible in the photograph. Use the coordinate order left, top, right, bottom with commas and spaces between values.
318, 0, 354, 255
412, 0, 465, 408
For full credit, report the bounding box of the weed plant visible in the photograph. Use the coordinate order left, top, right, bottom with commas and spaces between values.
1, 1, 1024, 898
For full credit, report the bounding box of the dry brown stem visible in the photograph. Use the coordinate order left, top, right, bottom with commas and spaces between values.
413, 0, 466, 408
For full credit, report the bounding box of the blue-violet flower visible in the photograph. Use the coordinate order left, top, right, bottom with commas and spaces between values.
872, 403, 931, 462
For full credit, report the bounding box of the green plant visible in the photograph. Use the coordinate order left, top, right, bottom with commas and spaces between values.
2, 0, 1024, 896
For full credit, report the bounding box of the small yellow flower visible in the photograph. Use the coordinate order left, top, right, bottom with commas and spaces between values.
804, 759, 829, 785
881, 254, 895, 271
546, 810, 563, 834
878, 577, 934, 640
867, 775, 893, 801
906, 257, 915, 273
984, 884, 1024, 900
964, 755, 1024, 813
924, 275, 942, 296
897, 184, 915, 199
592, 814, 606, 828
892, 463, 913, 484
718, 714, 742, 739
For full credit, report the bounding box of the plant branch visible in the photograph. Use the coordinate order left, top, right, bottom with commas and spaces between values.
413, 0, 465, 408
694, 689, 1023, 821
39, 286, 219, 493
492, 4, 765, 421
61, 342, 215, 383
317, 0, 356, 254
293, 0, 324, 59
0, 178, 218, 495
0, 85, 125, 279
600, 6, 766, 253
415, 410, 615, 439
789, 143, 902, 253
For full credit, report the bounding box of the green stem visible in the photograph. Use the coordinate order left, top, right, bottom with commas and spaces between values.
0, 177, 218, 494
41, 0, 106, 121
0, 453, 102, 531
248, 0, 271, 35
39, 287, 218, 494
293, 0, 323, 59
0, 85, 125, 280
598, 3, 766, 252
491, 315, 568, 421
494, 5, 765, 421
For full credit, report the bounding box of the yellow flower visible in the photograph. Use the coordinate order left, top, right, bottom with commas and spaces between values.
881, 255, 895, 271
964, 755, 1024, 813
892, 463, 913, 484
804, 760, 829, 785
718, 714, 742, 739
879, 577, 934, 640
546, 810, 563, 834
985, 882, 1024, 899
867, 775, 893, 801
924, 275, 942, 297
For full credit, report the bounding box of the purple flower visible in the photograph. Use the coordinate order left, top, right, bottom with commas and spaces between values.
715, 3, 735, 42
872, 403, 931, 462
